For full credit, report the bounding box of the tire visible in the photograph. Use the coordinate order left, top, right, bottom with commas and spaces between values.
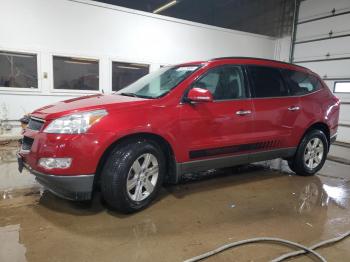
288, 129, 328, 176
101, 140, 165, 213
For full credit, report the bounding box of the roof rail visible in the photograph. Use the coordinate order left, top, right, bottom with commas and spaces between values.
210, 57, 308, 70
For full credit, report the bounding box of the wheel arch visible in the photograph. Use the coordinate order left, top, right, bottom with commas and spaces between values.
95, 132, 177, 187
302, 122, 330, 148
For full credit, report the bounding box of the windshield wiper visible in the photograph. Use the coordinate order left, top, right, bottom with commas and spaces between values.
120, 92, 138, 97
119, 92, 154, 99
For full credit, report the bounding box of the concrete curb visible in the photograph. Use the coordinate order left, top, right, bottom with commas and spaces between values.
334, 141, 350, 149
327, 155, 350, 166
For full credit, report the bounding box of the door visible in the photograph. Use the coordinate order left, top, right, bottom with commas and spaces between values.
247, 65, 301, 149
180, 65, 255, 162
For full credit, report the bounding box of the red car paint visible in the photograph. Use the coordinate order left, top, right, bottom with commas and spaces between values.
21, 58, 340, 179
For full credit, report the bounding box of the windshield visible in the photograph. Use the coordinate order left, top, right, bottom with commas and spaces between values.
116, 65, 200, 98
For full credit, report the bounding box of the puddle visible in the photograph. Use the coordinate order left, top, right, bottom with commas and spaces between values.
0, 162, 349, 261
0, 224, 26, 262
0, 144, 350, 261
0, 146, 38, 192
1, 187, 42, 201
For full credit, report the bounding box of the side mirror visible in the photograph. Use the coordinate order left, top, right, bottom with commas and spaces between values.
187, 88, 213, 103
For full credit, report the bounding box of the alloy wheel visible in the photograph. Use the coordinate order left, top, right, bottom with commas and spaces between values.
126, 153, 159, 201
304, 138, 324, 169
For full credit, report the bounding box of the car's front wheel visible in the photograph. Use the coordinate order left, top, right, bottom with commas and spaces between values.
288, 129, 328, 176
101, 140, 165, 213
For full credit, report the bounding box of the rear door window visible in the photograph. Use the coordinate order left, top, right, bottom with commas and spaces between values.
248, 66, 288, 98
282, 69, 321, 96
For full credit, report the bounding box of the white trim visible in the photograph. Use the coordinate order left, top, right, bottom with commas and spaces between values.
49, 52, 101, 94
67, 0, 275, 40
0, 92, 79, 97
0, 47, 43, 93
110, 56, 154, 68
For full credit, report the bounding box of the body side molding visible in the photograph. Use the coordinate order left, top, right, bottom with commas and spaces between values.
176, 147, 296, 178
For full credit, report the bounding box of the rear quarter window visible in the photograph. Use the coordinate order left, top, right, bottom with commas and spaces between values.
282, 69, 322, 96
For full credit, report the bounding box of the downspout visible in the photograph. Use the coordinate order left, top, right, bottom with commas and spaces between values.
289, 0, 300, 63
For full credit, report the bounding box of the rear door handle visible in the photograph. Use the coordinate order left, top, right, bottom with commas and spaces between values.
236, 110, 252, 116
288, 106, 300, 111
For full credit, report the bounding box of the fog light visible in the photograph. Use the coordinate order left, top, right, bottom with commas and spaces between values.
38, 158, 72, 169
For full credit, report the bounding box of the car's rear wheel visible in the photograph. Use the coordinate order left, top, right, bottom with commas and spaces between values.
288, 129, 328, 176
101, 140, 165, 213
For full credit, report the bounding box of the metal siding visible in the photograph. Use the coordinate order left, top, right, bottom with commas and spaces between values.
294, 37, 350, 60
296, 14, 350, 42
299, 0, 350, 21
297, 60, 350, 79
294, 0, 350, 143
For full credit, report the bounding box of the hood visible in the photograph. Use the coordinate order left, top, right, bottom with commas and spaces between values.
31, 94, 150, 120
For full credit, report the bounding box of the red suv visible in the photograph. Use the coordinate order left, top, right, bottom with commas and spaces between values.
18, 57, 340, 213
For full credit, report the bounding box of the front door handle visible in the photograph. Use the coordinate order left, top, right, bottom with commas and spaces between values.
288, 106, 301, 111
236, 110, 252, 116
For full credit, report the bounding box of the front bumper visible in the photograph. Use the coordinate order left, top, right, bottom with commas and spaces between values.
21, 157, 94, 201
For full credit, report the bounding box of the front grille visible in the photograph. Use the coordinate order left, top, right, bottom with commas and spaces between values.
28, 117, 44, 131
22, 136, 34, 151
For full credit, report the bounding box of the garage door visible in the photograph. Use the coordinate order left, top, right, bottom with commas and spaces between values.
291, 0, 350, 143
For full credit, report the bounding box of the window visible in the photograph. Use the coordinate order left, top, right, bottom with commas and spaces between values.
334, 82, 350, 93
116, 65, 199, 98
53, 56, 99, 91
248, 66, 288, 98
112, 62, 149, 91
193, 65, 246, 100
282, 69, 321, 96
0, 51, 38, 88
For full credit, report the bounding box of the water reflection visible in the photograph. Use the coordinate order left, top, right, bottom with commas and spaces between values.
323, 184, 350, 209
0, 224, 26, 262
254, 159, 350, 213
0, 146, 37, 192
179, 158, 350, 220
0, 146, 18, 164
297, 181, 325, 214
2, 190, 13, 200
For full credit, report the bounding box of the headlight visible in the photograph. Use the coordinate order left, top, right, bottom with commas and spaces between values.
44, 109, 108, 134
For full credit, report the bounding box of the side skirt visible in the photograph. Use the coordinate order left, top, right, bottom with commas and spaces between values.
175, 147, 296, 179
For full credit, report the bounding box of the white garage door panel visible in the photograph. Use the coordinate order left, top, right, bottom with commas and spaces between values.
296, 0, 350, 144
296, 14, 350, 42
338, 126, 350, 143
299, 0, 350, 21
294, 37, 350, 60
339, 104, 350, 122
297, 60, 350, 78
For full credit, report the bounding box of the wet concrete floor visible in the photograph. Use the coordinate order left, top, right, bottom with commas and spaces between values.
1, 143, 350, 262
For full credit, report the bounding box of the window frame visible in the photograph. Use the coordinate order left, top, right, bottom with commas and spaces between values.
334, 81, 350, 94
187, 64, 250, 102
111, 59, 150, 92
0, 48, 42, 93
50, 53, 101, 94
246, 65, 290, 99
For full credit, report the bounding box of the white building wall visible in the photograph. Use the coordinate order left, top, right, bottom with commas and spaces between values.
0, 0, 277, 136
274, 36, 292, 63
